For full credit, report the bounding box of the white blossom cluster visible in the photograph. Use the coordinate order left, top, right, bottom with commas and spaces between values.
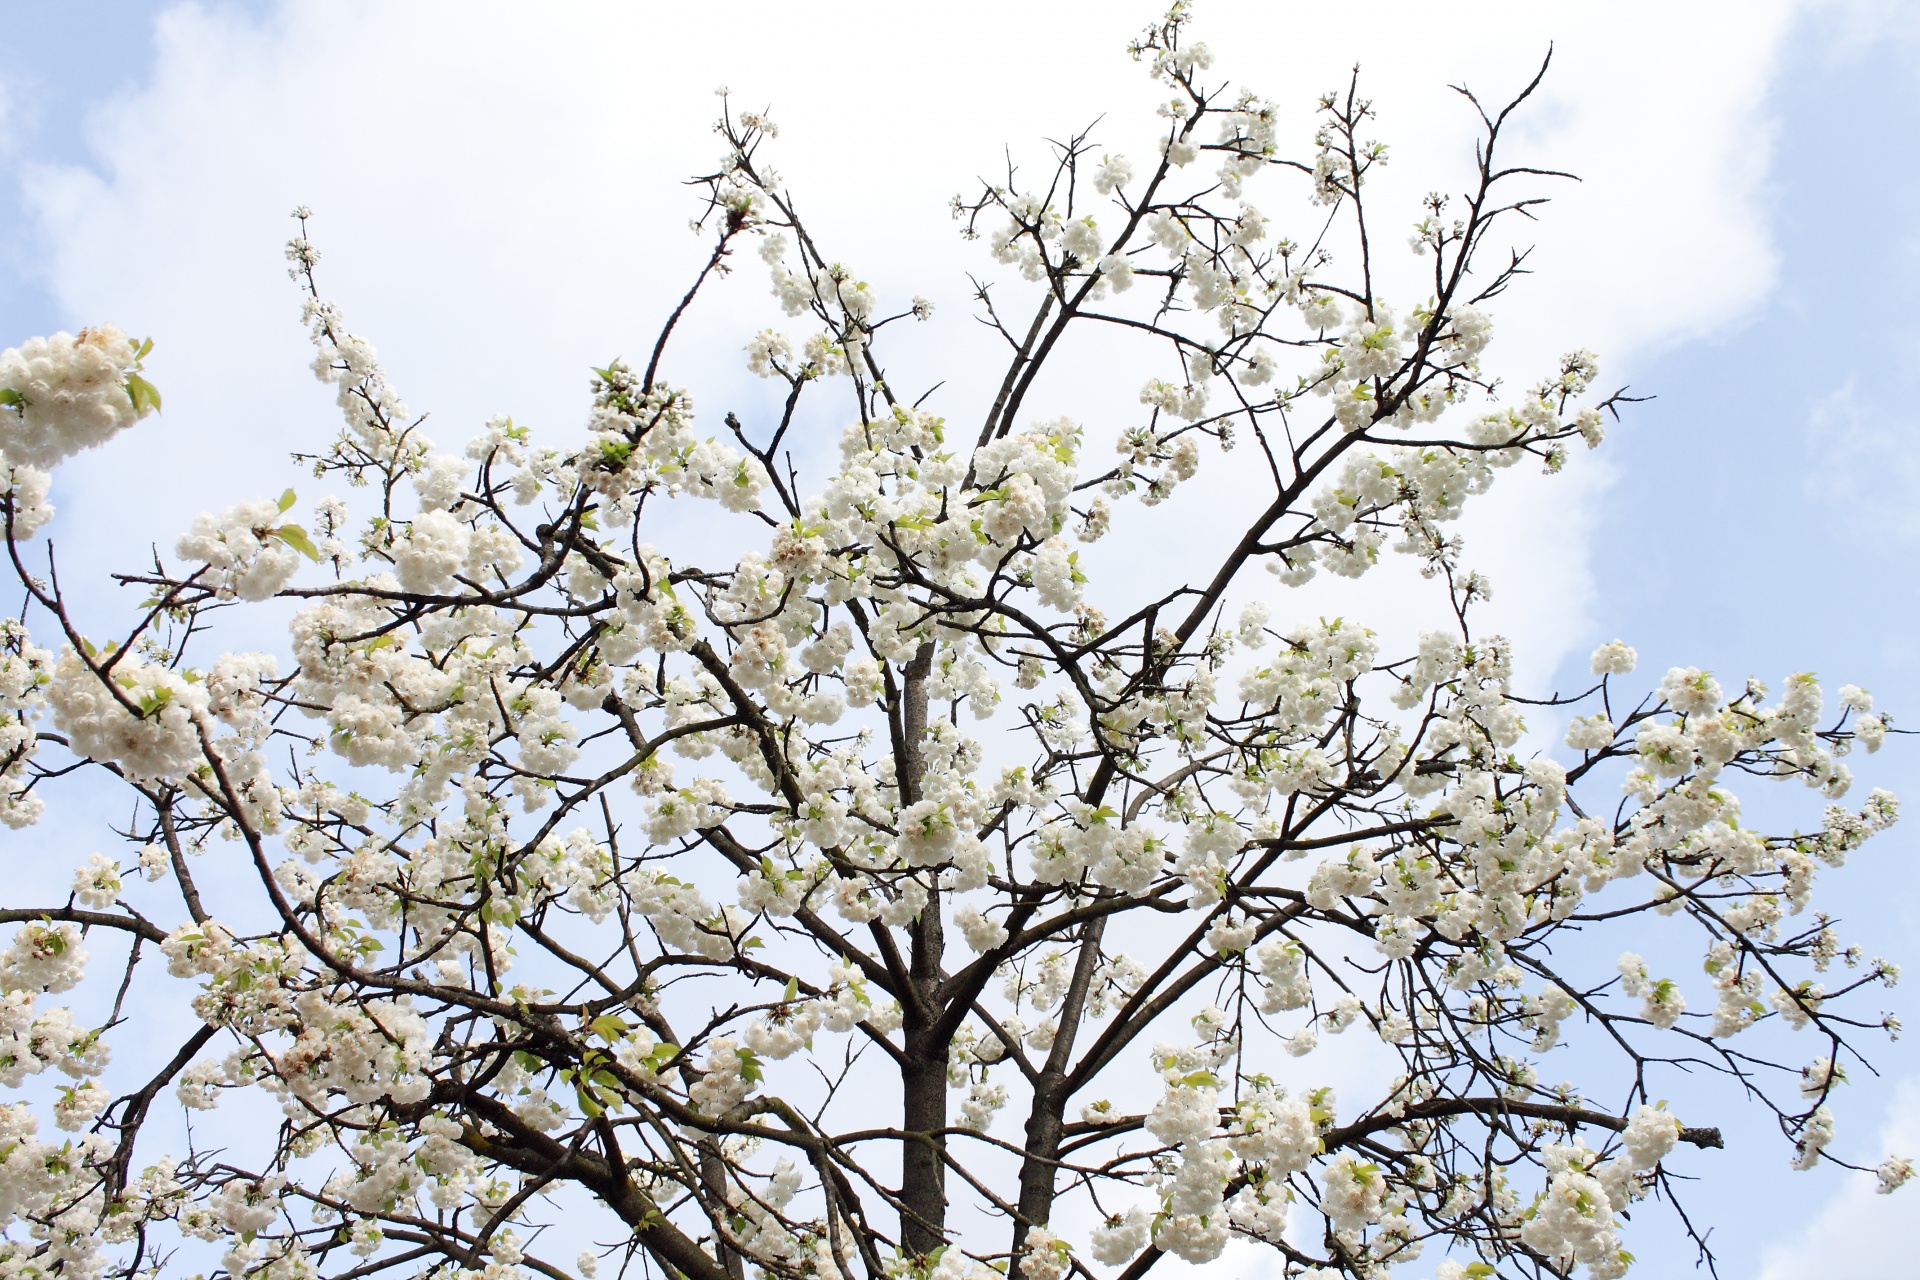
0, 324, 158, 541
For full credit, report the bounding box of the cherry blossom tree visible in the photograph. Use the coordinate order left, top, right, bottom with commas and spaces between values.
0, 8, 1907, 1280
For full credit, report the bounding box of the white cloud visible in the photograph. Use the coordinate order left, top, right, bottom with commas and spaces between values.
0, 11, 1816, 1093
18, 0, 1800, 685
1, 0, 1811, 937
1804, 379, 1920, 540
1759, 1076, 1920, 1279
1807, 0, 1920, 56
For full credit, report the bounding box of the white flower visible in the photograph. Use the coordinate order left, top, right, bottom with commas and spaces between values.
746, 330, 793, 377
1661, 666, 1723, 716
53, 1079, 109, 1131
0, 456, 54, 538
1019, 1226, 1070, 1280
137, 844, 168, 881
1146, 1081, 1219, 1147
391, 509, 471, 593
958, 1080, 1008, 1131
1320, 1154, 1386, 1232
1590, 639, 1637, 675
1521, 1159, 1620, 1269
47, 648, 208, 783
0, 325, 154, 467
1226, 1086, 1318, 1173
411, 453, 470, 511
955, 905, 1008, 953
176, 498, 304, 601
176, 1060, 225, 1110
1793, 1105, 1835, 1170
1092, 154, 1133, 193
1566, 713, 1615, 751
71, 853, 122, 909
1620, 1105, 1681, 1170
1090, 1206, 1151, 1265
0, 920, 88, 993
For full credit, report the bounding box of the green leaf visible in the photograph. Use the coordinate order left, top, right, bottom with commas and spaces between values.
782, 976, 799, 1003
272, 525, 323, 562
735, 1047, 765, 1086
1464, 1264, 1497, 1278
0, 388, 22, 407
589, 1013, 629, 1042
125, 373, 162, 416
277, 488, 298, 513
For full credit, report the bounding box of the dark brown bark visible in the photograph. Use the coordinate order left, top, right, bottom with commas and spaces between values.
701, 1137, 747, 1280
455, 1093, 733, 1280
897, 640, 950, 1256
1011, 918, 1105, 1257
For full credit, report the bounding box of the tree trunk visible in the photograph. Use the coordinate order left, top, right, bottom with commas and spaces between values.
898, 641, 949, 1256
900, 1026, 950, 1255
701, 1137, 747, 1280
1011, 919, 1106, 1257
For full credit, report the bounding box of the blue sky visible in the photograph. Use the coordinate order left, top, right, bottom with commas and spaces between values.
0, 1, 183, 333
1571, 19, 1920, 1273
1595, 25, 1920, 901
2, 3, 1916, 1277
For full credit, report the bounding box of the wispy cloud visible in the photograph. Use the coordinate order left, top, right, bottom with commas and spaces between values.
1760, 1076, 1920, 1279
17, 0, 1802, 681
1804, 378, 1920, 540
